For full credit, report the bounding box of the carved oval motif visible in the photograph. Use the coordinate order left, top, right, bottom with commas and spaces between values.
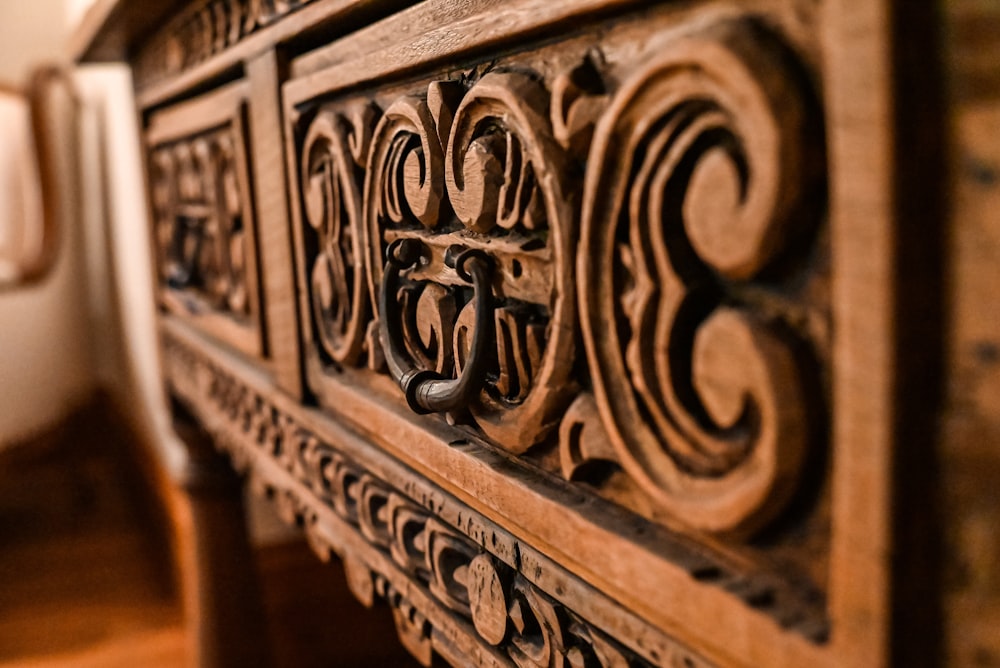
579, 22, 818, 533
302, 109, 371, 366
366, 75, 577, 450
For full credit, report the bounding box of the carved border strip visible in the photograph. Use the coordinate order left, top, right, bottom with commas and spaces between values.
135, 0, 319, 90
162, 319, 714, 668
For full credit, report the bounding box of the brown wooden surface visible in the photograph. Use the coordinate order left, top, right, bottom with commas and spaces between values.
133, 0, 417, 110
276, 3, 838, 664
246, 49, 303, 398
941, 1, 1000, 666
145, 79, 265, 360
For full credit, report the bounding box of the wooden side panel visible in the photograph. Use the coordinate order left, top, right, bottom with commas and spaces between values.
246, 51, 303, 398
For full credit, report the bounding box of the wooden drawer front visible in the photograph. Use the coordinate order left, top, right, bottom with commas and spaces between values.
147, 81, 265, 360
275, 3, 854, 666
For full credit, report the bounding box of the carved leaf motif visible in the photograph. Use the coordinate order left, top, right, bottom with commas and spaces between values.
508, 578, 564, 668
579, 21, 820, 533
367, 95, 447, 234
358, 476, 394, 549
426, 520, 479, 616
389, 495, 432, 580
467, 554, 509, 646
551, 54, 609, 157
557, 393, 620, 482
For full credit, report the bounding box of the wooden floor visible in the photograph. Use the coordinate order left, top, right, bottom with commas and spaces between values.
0, 403, 419, 667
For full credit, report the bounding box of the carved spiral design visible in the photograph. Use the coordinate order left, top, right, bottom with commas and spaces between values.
579, 22, 818, 533
302, 110, 370, 365
365, 96, 448, 367
367, 96, 446, 236
443, 72, 577, 448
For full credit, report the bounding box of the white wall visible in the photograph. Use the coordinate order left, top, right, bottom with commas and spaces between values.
0, 0, 97, 446
65, 0, 97, 29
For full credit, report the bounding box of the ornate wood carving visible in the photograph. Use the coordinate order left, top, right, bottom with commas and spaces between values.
147, 82, 264, 358
360, 73, 578, 450
578, 22, 823, 534
162, 325, 713, 668
299, 103, 374, 367
151, 128, 249, 315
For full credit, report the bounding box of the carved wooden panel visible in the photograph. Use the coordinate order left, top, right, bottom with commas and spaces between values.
280, 4, 834, 665
146, 81, 265, 359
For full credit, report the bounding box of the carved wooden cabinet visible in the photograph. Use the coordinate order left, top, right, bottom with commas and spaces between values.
76, 0, 997, 666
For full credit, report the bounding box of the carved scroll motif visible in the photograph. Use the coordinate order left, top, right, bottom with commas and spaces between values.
366, 74, 577, 450
150, 125, 252, 320
578, 22, 821, 533
301, 105, 377, 366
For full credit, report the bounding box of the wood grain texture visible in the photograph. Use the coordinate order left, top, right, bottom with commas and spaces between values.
821, 1, 896, 665
246, 50, 303, 398
941, 1, 1000, 666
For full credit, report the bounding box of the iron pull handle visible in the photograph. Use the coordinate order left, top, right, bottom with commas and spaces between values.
379, 238, 495, 415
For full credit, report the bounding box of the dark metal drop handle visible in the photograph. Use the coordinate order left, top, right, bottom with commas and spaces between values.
380, 238, 495, 415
